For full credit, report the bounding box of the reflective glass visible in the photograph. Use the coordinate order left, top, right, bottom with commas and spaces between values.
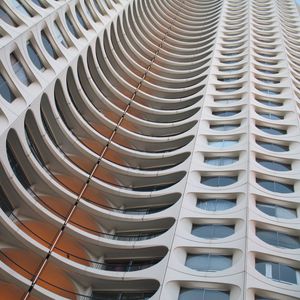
258, 100, 282, 107
53, 21, 68, 48
186, 254, 232, 272
257, 159, 291, 171
0, 73, 15, 102
27, 41, 45, 71
0, 7, 17, 26
10, 52, 31, 86
65, 14, 79, 38
179, 288, 229, 300
259, 112, 283, 120
192, 224, 234, 239
213, 111, 239, 117
31, 0, 46, 8
211, 124, 239, 131
197, 199, 235, 211
257, 202, 297, 219
257, 141, 288, 152
257, 179, 294, 193
257, 230, 300, 249
205, 157, 238, 166
10, 0, 32, 17
76, 6, 88, 29
208, 140, 238, 148
41, 30, 58, 59
201, 176, 237, 187
257, 126, 286, 135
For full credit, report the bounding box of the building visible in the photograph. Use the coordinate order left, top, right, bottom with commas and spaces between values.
0, 0, 300, 299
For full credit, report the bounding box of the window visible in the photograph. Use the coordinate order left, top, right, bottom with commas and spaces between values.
185, 254, 232, 272
192, 224, 234, 239
0, 6, 17, 26
0, 73, 15, 103
92, 291, 154, 299
257, 125, 286, 135
27, 41, 45, 71
258, 69, 278, 74
205, 157, 238, 166
258, 112, 283, 120
256, 260, 300, 284
257, 179, 294, 193
257, 159, 291, 171
201, 176, 237, 187
208, 139, 238, 148
0, 185, 14, 216
31, 0, 46, 8
214, 99, 240, 104
256, 229, 300, 249
53, 21, 69, 48
76, 6, 88, 30
179, 288, 229, 300
197, 198, 235, 211
213, 111, 239, 117
211, 124, 239, 131
258, 99, 282, 107
259, 89, 279, 95
10, 0, 32, 17
6, 143, 30, 189
256, 202, 297, 219
41, 30, 58, 59
257, 141, 288, 152
10, 52, 31, 86
65, 13, 79, 38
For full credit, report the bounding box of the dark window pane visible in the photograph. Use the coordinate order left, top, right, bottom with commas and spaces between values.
186, 254, 232, 272
257, 159, 291, 171
257, 141, 288, 152
213, 111, 239, 117
179, 288, 229, 300
53, 22, 68, 48
10, 52, 31, 86
279, 264, 297, 284
27, 41, 45, 71
0, 185, 14, 216
257, 179, 294, 193
0, 73, 15, 102
41, 30, 58, 59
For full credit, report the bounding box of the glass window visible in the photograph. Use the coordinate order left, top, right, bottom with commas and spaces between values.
179, 288, 230, 300
205, 157, 238, 166
0, 185, 14, 216
211, 124, 239, 131
213, 111, 239, 117
92, 291, 155, 299
76, 6, 88, 30
185, 254, 232, 272
257, 159, 291, 171
10, 52, 31, 86
257, 179, 294, 193
84, 0, 97, 22
258, 69, 278, 74
6, 143, 30, 189
256, 202, 297, 219
41, 30, 58, 59
258, 99, 282, 107
256, 230, 300, 249
257, 125, 286, 135
0, 6, 17, 26
259, 89, 279, 95
256, 260, 299, 284
0, 73, 15, 103
258, 112, 283, 120
10, 0, 32, 17
192, 224, 234, 239
197, 198, 236, 211
27, 41, 45, 71
201, 176, 237, 187
65, 13, 79, 38
53, 21, 69, 48
31, 0, 46, 8
208, 140, 238, 148
214, 99, 240, 104
257, 141, 288, 152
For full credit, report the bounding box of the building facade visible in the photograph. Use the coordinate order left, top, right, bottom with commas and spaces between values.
0, 0, 300, 299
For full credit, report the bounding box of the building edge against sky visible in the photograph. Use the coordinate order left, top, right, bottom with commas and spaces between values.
0, 0, 300, 299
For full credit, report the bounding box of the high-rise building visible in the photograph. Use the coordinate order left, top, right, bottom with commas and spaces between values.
0, 0, 300, 299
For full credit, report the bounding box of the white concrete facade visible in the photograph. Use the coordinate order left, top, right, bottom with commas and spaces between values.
0, 0, 300, 299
